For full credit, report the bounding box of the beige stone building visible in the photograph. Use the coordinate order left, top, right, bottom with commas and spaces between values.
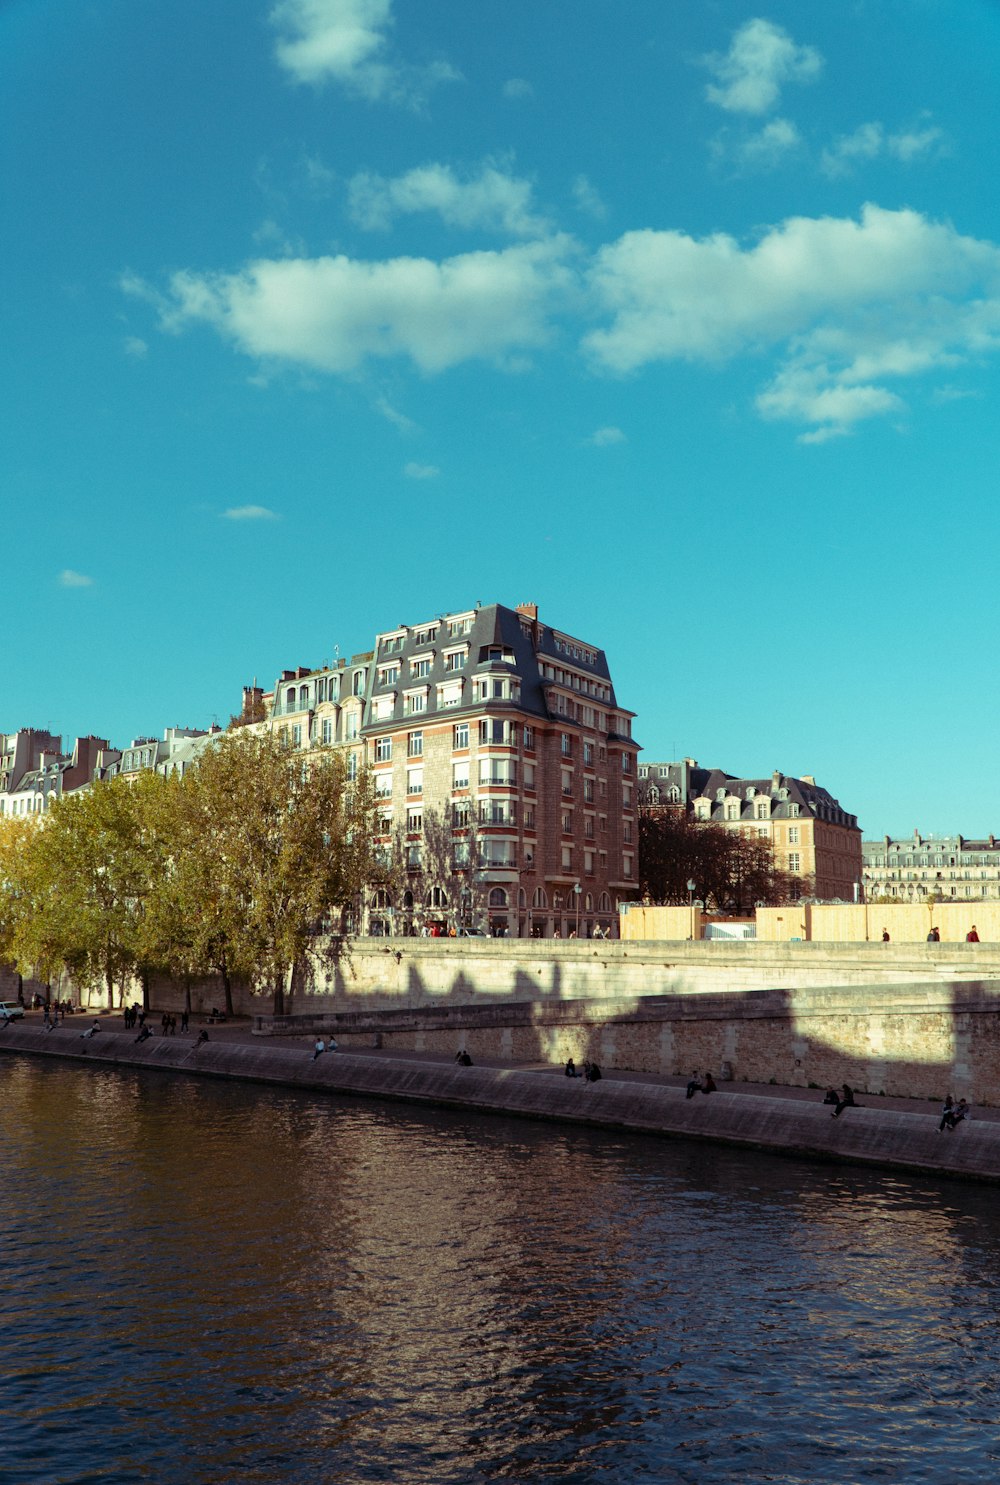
638, 760, 862, 902
863, 833, 1000, 902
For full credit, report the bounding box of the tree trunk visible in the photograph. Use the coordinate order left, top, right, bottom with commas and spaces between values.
184, 978, 193, 1015
272, 975, 285, 1017
221, 968, 234, 1018
105, 964, 115, 1013
141, 966, 150, 1012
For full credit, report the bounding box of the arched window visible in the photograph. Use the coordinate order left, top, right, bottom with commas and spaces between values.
427, 886, 448, 908
553, 892, 563, 910
299, 685, 309, 707
599, 892, 612, 912
532, 887, 547, 909
489, 887, 508, 908
372, 888, 392, 909
585, 893, 593, 912
518, 888, 527, 909
285, 687, 295, 708
648, 785, 660, 804
402, 890, 414, 910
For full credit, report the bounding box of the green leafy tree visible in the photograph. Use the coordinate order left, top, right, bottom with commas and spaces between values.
179, 733, 377, 1012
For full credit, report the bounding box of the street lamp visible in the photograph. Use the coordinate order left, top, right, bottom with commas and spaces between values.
687, 879, 697, 940
573, 881, 582, 937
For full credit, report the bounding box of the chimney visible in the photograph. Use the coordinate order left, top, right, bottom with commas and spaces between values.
772, 770, 782, 789
801, 775, 815, 786
516, 601, 538, 621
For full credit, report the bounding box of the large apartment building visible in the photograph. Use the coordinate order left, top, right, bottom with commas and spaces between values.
259, 602, 640, 937
638, 759, 862, 902
864, 833, 1000, 902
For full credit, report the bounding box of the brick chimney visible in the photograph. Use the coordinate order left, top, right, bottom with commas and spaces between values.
515, 601, 538, 621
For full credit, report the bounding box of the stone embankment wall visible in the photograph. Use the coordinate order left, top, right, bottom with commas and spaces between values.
1, 1025, 996, 1186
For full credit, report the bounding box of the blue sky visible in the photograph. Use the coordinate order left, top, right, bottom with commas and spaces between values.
4, 0, 1000, 837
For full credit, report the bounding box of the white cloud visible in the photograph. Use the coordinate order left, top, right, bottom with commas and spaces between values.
271, 0, 458, 103
822, 119, 945, 176
123, 335, 148, 359
155, 237, 574, 375
59, 569, 93, 588
502, 77, 533, 101
222, 505, 279, 520
348, 161, 548, 236
572, 174, 607, 220
403, 461, 439, 478
735, 117, 801, 169
703, 18, 821, 116
375, 395, 418, 433
587, 425, 626, 446
585, 204, 1000, 439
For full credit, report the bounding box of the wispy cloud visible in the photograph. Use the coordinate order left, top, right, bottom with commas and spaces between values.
403, 461, 439, 479
375, 395, 418, 433
502, 77, 533, 101
271, 0, 459, 104
703, 18, 821, 116
348, 160, 549, 236
59, 569, 93, 588
572, 174, 607, 220
222, 505, 279, 520
587, 425, 626, 446
123, 335, 148, 359
733, 117, 801, 170
821, 119, 945, 177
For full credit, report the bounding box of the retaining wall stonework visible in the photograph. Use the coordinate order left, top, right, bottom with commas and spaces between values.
1, 1026, 996, 1185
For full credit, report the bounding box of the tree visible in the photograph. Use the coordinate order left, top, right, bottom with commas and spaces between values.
178, 733, 377, 1012
639, 806, 810, 912
13, 772, 172, 1010
0, 816, 43, 1000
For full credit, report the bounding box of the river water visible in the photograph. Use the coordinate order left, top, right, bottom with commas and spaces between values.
2, 1059, 999, 1484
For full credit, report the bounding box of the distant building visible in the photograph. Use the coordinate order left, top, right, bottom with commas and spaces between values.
0, 732, 110, 816
863, 833, 1000, 902
638, 759, 862, 902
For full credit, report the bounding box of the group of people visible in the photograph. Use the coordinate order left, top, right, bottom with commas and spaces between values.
311, 1036, 339, 1059
685, 1070, 717, 1098
823, 1084, 856, 1118
883, 926, 981, 943
454, 1049, 474, 1066
564, 1057, 602, 1082
939, 1095, 971, 1131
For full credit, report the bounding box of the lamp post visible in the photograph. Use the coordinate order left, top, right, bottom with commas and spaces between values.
687, 878, 697, 941
574, 881, 581, 937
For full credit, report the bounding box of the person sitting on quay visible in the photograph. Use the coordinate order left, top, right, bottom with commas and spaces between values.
938, 1094, 955, 1131
80, 1020, 100, 1040
822, 1086, 840, 1105
565, 1057, 579, 1078
967, 926, 980, 942
135, 1024, 152, 1044
686, 1071, 703, 1099
882, 928, 890, 942
585, 1061, 602, 1083
456, 1049, 473, 1066
941, 1097, 970, 1131
312, 1037, 326, 1061
831, 1084, 856, 1119
702, 1071, 717, 1094
927, 927, 941, 943
195, 1029, 209, 1047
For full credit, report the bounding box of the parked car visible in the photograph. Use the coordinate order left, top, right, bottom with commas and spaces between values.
0, 1001, 25, 1021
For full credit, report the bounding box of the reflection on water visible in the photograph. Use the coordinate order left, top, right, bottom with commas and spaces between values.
2, 1057, 1000, 1483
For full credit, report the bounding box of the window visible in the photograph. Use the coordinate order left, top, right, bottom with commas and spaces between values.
379, 665, 398, 686
407, 844, 422, 868
414, 627, 437, 646
407, 808, 423, 833
353, 670, 366, 696
454, 840, 470, 866
407, 767, 423, 796
623, 822, 632, 844
585, 815, 595, 839
584, 779, 595, 802
372, 695, 394, 722
621, 753, 632, 773
622, 784, 632, 808
561, 768, 573, 797
411, 657, 432, 678
788, 826, 799, 844
375, 773, 392, 799
523, 805, 534, 828
408, 731, 423, 758
480, 718, 509, 746
453, 760, 470, 790
623, 854, 633, 879
453, 723, 469, 749
453, 802, 470, 828
725, 802, 739, 820
405, 691, 426, 715
444, 649, 467, 672
561, 846, 573, 869
523, 762, 535, 789
479, 758, 517, 786
562, 811, 573, 833
438, 681, 463, 707
583, 741, 594, 766
345, 712, 359, 740
292, 724, 302, 748
448, 617, 472, 637
346, 752, 358, 782
560, 733, 573, 757
585, 850, 594, 874
382, 634, 403, 654
788, 853, 800, 873
374, 737, 392, 763
321, 719, 332, 745
523, 725, 535, 750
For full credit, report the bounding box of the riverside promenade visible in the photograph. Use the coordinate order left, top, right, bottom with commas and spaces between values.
2, 1012, 999, 1184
